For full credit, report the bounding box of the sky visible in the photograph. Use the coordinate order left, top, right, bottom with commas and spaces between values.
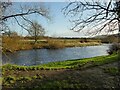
4, 0, 118, 37
2, 0, 112, 2
6, 2, 88, 37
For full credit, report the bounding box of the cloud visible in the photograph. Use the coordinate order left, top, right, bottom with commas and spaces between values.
54, 30, 87, 37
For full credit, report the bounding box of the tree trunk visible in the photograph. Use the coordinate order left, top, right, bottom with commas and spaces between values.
34, 36, 37, 44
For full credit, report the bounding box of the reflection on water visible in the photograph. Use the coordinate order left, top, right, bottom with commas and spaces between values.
2, 44, 110, 66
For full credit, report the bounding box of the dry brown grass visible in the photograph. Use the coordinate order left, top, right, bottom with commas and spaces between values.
46, 40, 65, 49
2, 36, 33, 52
2, 36, 101, 52
2, 36, 20, 52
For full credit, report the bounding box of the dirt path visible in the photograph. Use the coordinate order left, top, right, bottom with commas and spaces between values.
48, 61, 120, 88
3, 61, 120, 89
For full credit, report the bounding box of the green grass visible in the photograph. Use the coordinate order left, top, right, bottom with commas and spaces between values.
103, 67, 120, 75
40, 54, 118, 70
2, 54, 119, 89
0, 77, 2, 85
2, 54, 118, 71
2, 76, 91, 89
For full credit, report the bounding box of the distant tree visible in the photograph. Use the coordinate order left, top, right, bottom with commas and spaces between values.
28, 21, 45, 43
63, 0, 120, 35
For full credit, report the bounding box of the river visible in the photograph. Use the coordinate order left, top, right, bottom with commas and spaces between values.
2, 44, 110, 66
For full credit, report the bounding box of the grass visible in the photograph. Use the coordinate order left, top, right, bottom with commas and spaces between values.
44, 40, 65, 49
2, 54, 118, 71
0, 77, 2, 85
1, 54, 119, 89
2, 76, 90, 89
2, 36, 101, 52
103, 67, 120, 75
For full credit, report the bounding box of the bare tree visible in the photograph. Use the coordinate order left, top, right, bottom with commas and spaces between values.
63, 0, 120, 35
0, 0, 50, 34
28, 21, 45, 43
0, 1, 12, 32
3, 30, 18, 37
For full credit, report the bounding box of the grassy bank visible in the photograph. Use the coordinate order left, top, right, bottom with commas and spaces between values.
2, 54, 119, 89
2, 36, 101, 52
2, 54, 118, 70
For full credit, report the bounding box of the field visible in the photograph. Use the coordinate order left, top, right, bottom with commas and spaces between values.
2, 36, 101, 52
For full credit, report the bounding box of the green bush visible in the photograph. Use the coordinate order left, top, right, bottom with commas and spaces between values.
107, 43, 120, 55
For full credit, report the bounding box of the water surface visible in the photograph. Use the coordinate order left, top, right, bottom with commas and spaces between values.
2, 44, 110, 66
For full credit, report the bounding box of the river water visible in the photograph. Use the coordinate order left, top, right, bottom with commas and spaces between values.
2, 44, 110, 66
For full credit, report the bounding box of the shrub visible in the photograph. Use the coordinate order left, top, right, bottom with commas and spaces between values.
107, 43, 120, 55
46, 40, 65, 49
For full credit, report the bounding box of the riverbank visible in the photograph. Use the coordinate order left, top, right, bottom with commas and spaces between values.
2, 36, 101, 52
1, 54, 119, 89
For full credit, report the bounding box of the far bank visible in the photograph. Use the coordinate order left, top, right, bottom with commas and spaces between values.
2, 36, 101, 53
